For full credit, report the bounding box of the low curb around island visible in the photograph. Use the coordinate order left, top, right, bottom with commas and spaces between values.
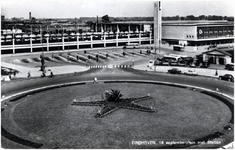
1, 79, 234, 149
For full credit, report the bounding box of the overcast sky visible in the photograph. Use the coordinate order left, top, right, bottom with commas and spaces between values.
1, 0, 234, 19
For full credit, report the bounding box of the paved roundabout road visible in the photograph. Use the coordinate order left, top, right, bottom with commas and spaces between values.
1, 68, 234, 149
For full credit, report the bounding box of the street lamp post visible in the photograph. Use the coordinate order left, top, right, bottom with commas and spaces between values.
40, 25, 43, 52
56, 25, 64, 52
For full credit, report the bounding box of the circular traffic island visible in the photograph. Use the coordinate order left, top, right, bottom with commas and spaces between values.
1, 82, 233, 149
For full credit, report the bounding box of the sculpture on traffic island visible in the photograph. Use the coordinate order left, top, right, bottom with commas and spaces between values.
72, 89, 156, 118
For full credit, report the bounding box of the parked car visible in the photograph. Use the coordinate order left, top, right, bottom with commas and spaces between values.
225, 63, 234, 71
200, 62, 208, 68
183, 70, 198, 76
169, 62, 178, 66
167, 68, 181, 74
189, 63, 196, 68
218, 74, 234, 82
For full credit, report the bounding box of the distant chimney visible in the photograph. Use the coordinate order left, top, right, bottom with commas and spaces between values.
29, 12, 31, 20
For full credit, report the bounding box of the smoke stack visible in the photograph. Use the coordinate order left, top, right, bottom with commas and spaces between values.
29, 12, 32, 20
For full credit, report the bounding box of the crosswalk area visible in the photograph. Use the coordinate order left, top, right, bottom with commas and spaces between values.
88, 64, 133, 69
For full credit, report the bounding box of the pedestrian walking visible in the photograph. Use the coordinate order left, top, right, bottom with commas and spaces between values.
13, 71, 16, 77
41, 72, 46, 77
49, 70, 54, 78
27, 71, 31, 78
215, 69, 218, 76
93, 77, 98, 83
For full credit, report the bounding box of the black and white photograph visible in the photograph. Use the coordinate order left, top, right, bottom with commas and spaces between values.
1, 0, 234, 149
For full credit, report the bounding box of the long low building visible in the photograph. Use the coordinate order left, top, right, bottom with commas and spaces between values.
1, 20, 234, 54
162, 20, 234, 46
91, 20, 234, 46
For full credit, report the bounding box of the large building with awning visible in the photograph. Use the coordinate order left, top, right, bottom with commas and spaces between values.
162, 20, 234, 46
91, 20, 234, 46
1, 19, 234, 54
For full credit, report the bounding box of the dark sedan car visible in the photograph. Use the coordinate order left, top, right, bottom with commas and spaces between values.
167, 68, 181, 74
218, 74, 234, 82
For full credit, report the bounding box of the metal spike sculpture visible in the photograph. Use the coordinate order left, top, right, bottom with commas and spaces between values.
72, 89, 156, 118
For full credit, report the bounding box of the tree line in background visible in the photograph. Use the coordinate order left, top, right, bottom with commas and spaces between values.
162, 15, 234, 21
2, 14, 234, 23
112, 15, 234, 21
1, 14, 233, 33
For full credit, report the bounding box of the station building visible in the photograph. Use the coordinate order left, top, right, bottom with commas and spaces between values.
92, 20, 234, 46
1, 20, 234, 54
162, 20, 234, 46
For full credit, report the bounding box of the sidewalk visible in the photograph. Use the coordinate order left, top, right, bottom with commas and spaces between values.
1, 62, 89, 79
134, 64, 234, 78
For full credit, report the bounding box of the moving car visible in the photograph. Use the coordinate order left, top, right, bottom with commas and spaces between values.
183, 70, 198, 76
167, 68, 181, 74
218, 74, 234, 82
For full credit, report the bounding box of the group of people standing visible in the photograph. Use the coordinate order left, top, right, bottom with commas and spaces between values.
27, 70, 54, 78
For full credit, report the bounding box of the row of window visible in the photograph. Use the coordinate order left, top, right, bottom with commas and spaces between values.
186, 35, 194, 38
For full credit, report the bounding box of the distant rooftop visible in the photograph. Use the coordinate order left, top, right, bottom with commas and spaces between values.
100, 20, 233, 26
162, 20, 231, 25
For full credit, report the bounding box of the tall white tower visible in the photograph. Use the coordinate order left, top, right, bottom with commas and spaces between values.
29, 12, 32, 20
154, 1, 162, 51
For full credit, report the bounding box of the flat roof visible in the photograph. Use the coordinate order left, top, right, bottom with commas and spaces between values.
97, 20, 233, 26
163, 20, 233, 26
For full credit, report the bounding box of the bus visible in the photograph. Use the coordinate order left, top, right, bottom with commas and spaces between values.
123, 43, 140, 49
163, 54, 181, 62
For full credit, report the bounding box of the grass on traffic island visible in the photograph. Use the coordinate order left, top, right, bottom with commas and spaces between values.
1, 83, 232, 149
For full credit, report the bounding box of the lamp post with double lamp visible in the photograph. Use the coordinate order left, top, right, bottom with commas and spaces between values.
23, 24, 32, 53
39, 25, 48, 53
66, 32, 70, 61
61, 25, 65, 51
56, 25, 64, 53
39, 25, 46, 72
